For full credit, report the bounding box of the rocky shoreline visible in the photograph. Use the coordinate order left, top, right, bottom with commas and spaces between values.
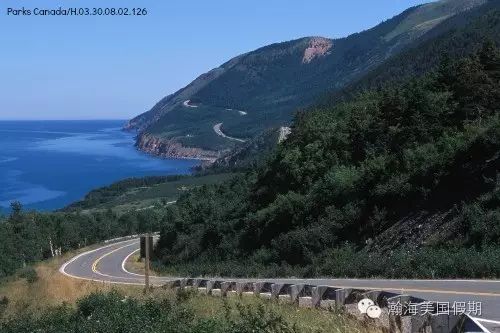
134, 132, 220, 162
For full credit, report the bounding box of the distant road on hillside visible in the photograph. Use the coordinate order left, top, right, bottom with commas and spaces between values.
213, 123, 246, 142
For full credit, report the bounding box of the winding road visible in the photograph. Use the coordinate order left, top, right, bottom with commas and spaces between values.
180, 100, 247, 143
60, 238, 500, 331
213, 123, 246, 142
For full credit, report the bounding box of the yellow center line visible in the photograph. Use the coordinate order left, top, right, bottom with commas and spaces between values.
91, 242, 141, 280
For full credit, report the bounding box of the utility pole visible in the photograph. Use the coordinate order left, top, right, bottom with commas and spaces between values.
144, 232, 150, 293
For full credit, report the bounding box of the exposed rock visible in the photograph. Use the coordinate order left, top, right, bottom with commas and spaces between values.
366, 209, 459, 253
135, 133, 220, 162
278, 126, 291, 143
302, 37, 333, 64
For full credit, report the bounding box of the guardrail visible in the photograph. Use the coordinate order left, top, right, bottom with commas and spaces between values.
162, 278, 488, 333
103, 232, 159, 244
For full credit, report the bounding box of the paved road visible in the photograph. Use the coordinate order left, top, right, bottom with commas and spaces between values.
183, 100, 198, 108
60, 238, 500, 330
213, 123, 246, 142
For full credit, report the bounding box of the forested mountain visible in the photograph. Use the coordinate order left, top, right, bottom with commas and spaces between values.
154, 34, 500, 278
126, 0, 489, 159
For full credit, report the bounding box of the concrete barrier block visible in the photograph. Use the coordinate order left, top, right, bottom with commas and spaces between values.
193, 278, 208, 288
430, 314, 462, 333
290, 284, 305, 304
206, 280, 224, 295
206, 280, 215, 294
220, 281, 233, 297
362, 290, 400, 308
387, 299, 431, 333
271, 283, 284, 299
298, 296, 313, 308
271, 283, 293, 302
320, 299, 336, 310
336, 288, 356, 307
227, 290, 238, 297
254, 282, 273, 298
345, 303, 362, 316
183, 278, 196, 289
342, 288, 369, 305
235, 282, 254, 295
312, 286, 339, 308
312, 286, 327, 307
291, 284, 314, 307
194, 279, 208, 293
278, 294, 291, 303
162, 279, 181, 289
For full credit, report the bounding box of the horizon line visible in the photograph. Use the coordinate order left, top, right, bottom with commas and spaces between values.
0, 119, 128, 121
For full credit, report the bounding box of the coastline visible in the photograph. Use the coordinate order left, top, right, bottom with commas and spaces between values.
134, 132, 220, 163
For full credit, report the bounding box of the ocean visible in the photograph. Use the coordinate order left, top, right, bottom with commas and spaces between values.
0, 120, 199, 211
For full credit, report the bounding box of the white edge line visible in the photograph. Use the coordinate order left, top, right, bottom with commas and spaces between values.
120, 241, 167, 281
121, 248, 144, 277
472, 317, 500, 325
468, 315, 493, 333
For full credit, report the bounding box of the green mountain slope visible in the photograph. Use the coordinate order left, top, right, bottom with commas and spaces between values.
127, 0, 488, 158
153, 6, 500, 278
321, 0, 500, 107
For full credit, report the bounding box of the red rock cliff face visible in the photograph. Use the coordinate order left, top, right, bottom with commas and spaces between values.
135, 133, 220, 162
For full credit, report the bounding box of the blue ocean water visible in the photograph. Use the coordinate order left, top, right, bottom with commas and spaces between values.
0, 120, 199, 211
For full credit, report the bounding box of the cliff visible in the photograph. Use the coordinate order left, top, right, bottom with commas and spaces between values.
135, 133, 221, 162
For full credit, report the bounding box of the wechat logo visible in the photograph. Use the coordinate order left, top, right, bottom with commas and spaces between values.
358, 298, 382, 319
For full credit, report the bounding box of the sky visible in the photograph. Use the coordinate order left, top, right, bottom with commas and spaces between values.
0, 0, 429, 120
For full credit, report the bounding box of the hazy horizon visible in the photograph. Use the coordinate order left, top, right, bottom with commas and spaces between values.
1, 0, 429, 120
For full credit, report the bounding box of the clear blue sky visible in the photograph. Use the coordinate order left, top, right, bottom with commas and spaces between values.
0, 0, 429, 120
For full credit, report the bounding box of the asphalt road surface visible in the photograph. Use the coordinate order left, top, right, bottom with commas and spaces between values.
60, 238, 500, 331
213, 123, 246, 142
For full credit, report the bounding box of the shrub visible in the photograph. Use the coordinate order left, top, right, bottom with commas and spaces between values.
0, 296, 8, 316
0, 291, 305, 333
18, 267, 38, 284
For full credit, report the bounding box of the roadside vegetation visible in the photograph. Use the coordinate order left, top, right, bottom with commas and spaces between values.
0, 253, 375, 333
0, 290, 378, 333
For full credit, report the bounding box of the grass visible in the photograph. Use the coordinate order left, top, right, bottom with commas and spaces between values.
184, 292, 380, 333
193, 293, 380, 333
124, 253, 145, 275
